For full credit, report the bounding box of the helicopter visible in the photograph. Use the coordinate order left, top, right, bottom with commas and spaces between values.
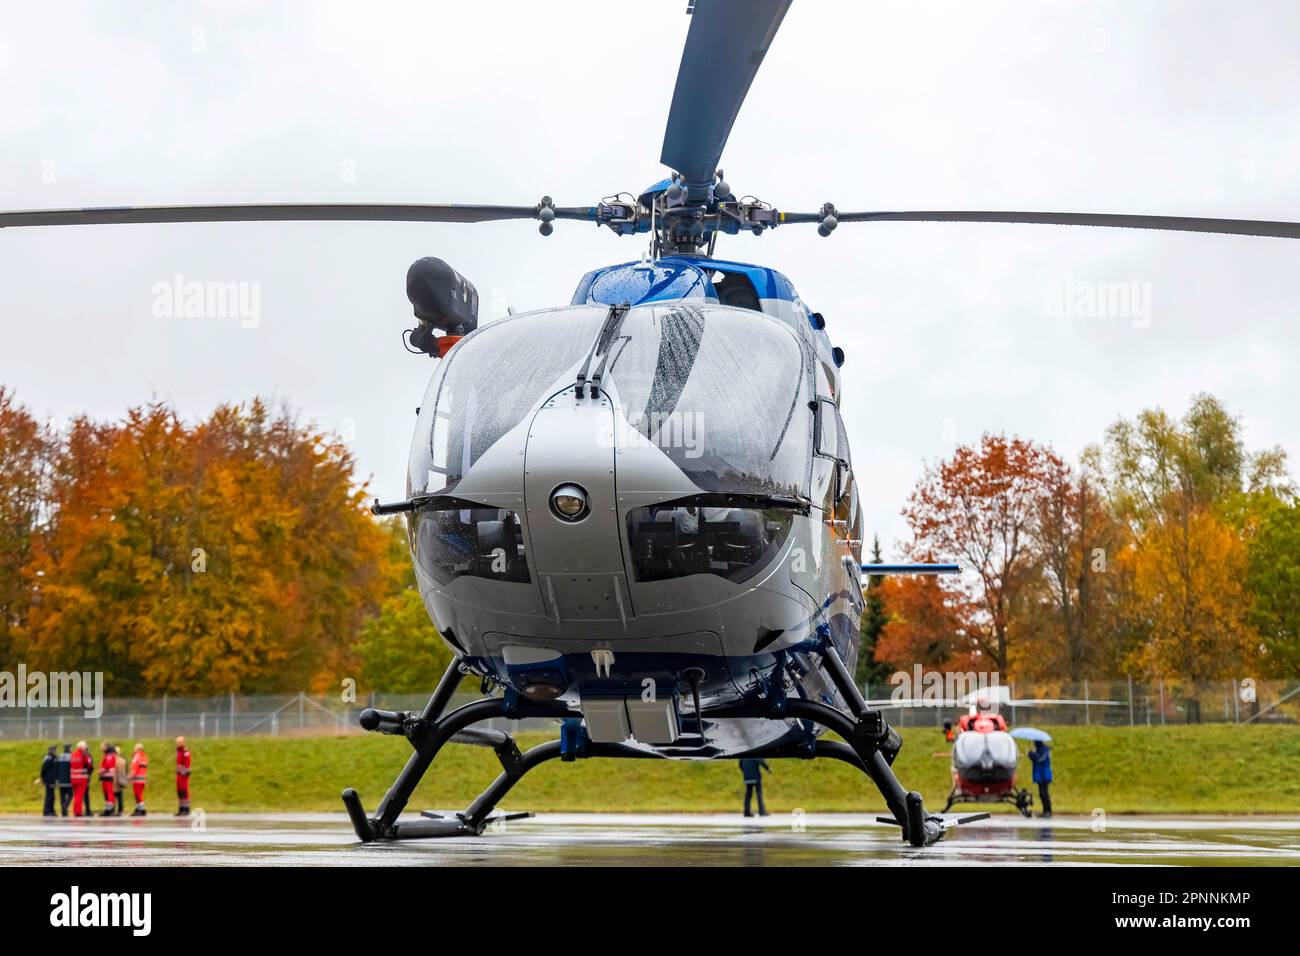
869, 687, 1120, 816
4, 0, 1299, 849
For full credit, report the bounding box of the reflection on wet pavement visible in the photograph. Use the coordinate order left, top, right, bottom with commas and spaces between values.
0, 813, 1297, 866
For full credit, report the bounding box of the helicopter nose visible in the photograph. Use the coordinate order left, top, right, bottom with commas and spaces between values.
524, 391, 631, 623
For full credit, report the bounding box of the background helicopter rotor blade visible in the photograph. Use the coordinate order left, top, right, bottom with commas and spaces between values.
660, 0, 792, 186
0, 202, 601, 229
779, 208, 1300, 240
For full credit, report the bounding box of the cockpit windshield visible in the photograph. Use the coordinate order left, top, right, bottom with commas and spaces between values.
605, 304, 812, 498
407, 302, 814, 501
408, 308, 607, 495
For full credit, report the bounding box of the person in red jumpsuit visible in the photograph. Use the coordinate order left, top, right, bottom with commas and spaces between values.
83, 746, 94, 815
70, 741, 90, 816
129, 743, 149, 816
175, 736, 191, 816
97, 741, 117, 816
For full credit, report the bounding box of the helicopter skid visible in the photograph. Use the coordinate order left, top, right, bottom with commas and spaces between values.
942, 785, 1034, 818
344, 650, 951, 848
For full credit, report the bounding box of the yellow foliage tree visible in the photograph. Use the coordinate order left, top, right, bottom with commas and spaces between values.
1118, 506, 1259, 684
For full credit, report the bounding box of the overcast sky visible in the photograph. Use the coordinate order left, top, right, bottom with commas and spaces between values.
2, 0, 1297, 553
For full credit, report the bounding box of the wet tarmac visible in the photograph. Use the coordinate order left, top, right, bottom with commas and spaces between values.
1, 813, 1297, 866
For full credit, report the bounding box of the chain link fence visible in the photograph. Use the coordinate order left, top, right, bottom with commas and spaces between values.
0, 691, 557, 742
1, 679, 1296, 742
873, 678, 1300, 728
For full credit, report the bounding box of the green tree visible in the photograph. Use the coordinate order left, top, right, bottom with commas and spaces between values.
357, 517, 452, 692
1101, 393, 1289, 526
856, 535, 893, 688
356, 520, 452, 691
1247, 497, 1300, 676
1097, 393, 1291, 705
357, 589, 451, 693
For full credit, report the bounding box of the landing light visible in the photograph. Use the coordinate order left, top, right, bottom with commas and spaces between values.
550, 484, 589, 521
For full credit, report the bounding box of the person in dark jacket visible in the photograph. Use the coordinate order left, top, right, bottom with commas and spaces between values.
56, 745, 73, 816
1028, 740, 1053, 817
739, 758, 770, 817
39, 746, 58, 816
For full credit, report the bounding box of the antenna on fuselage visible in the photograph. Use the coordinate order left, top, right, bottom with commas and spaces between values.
636, 183, 661, 270
648, 185, 659, 262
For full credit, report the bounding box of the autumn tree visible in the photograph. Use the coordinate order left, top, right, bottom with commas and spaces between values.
902, 435, 1061, 675
17, 398, 395, 694
0, 388, 53, 662
1015, 454, 1119, 681
873, 569, 978, 673
1118, 509, 1258, 695
1096, 394, 1286, 708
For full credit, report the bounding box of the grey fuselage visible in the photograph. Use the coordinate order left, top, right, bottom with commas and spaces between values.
404, 289, 864, 758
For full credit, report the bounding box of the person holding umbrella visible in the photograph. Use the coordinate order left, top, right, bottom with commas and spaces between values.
1011, 727, 1053, 818
1029, 741, 1052, 817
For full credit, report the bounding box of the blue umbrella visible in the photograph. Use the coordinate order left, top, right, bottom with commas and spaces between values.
1010, 727, 1052, 743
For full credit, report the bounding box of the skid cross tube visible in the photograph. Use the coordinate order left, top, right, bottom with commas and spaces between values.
460, 739, 652, 832
371, 696, 569, 832
705, 697, 939, 846
345, 669, 947, 847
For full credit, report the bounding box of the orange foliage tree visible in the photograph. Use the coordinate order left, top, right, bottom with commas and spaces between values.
901, 435, 1062, 674
13, 398, 400, 694
1014, 456, 1120, 681
0, 388, 53, 663
873, 572, 979, 674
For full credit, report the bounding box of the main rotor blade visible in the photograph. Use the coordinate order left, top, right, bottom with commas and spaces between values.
660, 0, 792, 185
781, 209, 1300, 239
0, 202, 594, 229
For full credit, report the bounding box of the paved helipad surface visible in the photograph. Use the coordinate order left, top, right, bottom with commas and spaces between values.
2, 813, 1298, 866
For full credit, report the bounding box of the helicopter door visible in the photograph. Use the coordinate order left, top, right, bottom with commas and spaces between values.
522, 389, 634, 624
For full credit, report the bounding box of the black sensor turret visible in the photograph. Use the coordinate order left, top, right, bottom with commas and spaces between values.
406, 257, 479, 335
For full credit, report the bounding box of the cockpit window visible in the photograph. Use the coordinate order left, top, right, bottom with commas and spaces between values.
627, 498, 794, 584
712, 271, 761, 311
412, 504, 530, 585
587, 262, 711, 306
606, 304, 813, 498
408, 308, 606, 495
